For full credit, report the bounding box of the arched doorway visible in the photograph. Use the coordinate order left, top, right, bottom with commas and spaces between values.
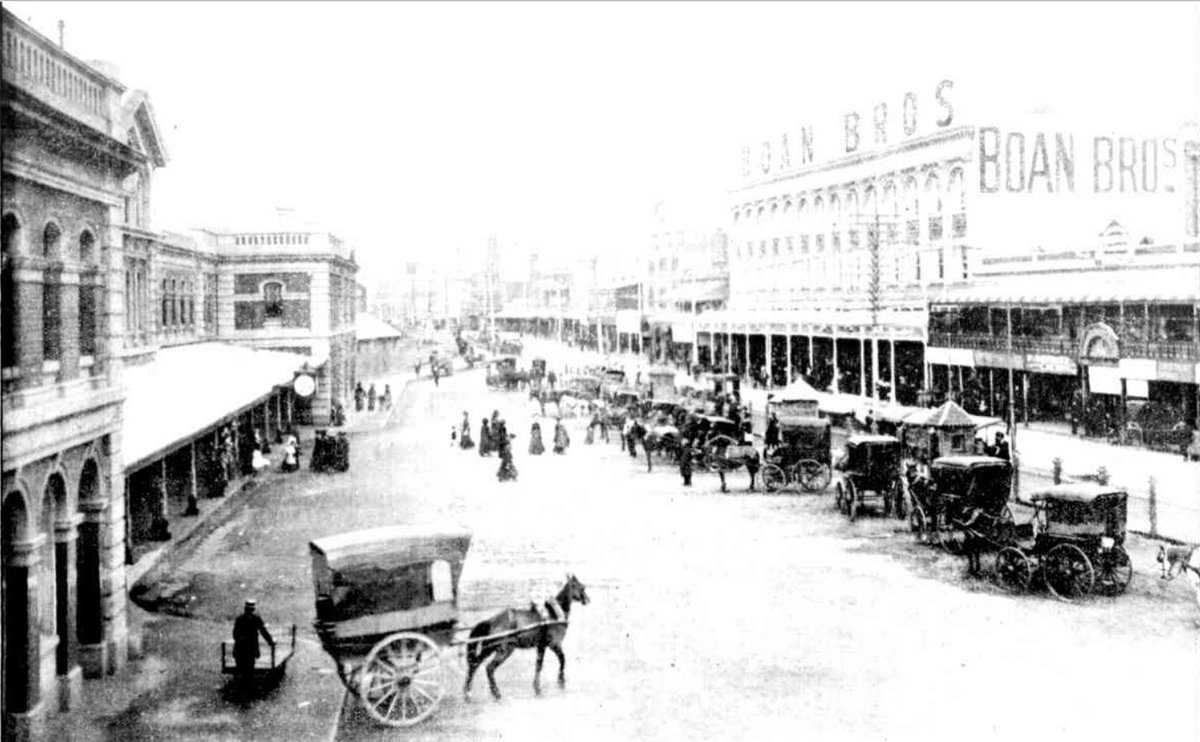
76, 460, 105, 676
3, 489, 36, 717
42, 472, 77, 684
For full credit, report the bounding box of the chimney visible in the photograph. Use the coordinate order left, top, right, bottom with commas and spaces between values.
57, 20, 64, 48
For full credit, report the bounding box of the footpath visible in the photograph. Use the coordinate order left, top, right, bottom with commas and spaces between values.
44, 367, 436, 742
522, 337, 1200, 544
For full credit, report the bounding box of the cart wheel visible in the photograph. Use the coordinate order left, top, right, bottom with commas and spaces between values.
993, 547, 1033, 593
1044, 543, 1095, 601
799, 460, 831, 493
359, 632, 445, 728
1094, 545, 1133, 596
847, 481, 860, 522
834, 482, 845, 513
762, 464, 786, 493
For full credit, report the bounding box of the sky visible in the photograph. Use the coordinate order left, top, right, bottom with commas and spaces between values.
8, 1, 1199, 279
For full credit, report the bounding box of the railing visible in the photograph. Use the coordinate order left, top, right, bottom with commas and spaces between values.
929, 331, 1199, 361
1, 15, 115, 134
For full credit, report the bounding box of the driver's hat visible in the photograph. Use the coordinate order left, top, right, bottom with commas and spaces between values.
244, 599, 257, 609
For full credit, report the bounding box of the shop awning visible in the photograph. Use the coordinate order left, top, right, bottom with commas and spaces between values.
122, 343, 316, 471
356, 313, 404, 341
930, 264, 1200, 305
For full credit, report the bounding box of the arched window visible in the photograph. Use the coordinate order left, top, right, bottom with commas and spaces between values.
43, 221, 61, 258
829, 193, 842, 251
161, 279, 169, 327
903, 176, 920, 245
813, 196, 825, 251
797, 198, 809, 253
263, 281, 284, 319
79, 230, 95, 263
948, 167, 967, 238
924, 172, 943, 241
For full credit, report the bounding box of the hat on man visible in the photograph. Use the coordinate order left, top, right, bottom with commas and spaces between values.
244, 599, 257, 609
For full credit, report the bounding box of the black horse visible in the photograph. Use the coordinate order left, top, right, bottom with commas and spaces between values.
463, 575, 589, 700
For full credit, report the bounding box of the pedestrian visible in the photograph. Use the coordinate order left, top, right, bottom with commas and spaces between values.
460, 411, 475, 449
479, 418, 492, 457
382, 384, 393, 409
953, 507, 987, 577
354, 382, 365, 412
255, 428, 271, 455
232, 599, 274, 684
547, 369, 557, 391
451, 426, 458, 446
330, 401, 346, 427
281, 434, 299, 473
553, 417, 570, 454
764, 413, 780, 456
367, 383, 377, 412
677, 440, 694, 486
644, 427, 654, 473
992, 432, 1010, 461
414, 360, 423, 379
529, 421, 545, 455
496, 419, 518, 482
251, 445, 269, 476
621, 416, 633, 454
432, 366, 440, 387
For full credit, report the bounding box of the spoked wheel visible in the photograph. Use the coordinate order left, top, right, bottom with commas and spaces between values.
359, 632, 445, 728
798, 460, 831, 493
1044, 544, 1095, 601
847, 481, 860, 522
834, 482, 846, 513
1094, 545, 1133, 596
993, 547, 1033, 593
762, 464, 787, 493
990, 506, 1016, 545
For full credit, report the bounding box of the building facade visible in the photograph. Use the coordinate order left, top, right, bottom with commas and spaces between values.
2, 10, 161, 736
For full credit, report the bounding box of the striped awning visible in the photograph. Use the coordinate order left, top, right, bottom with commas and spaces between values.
931, 264, 1200, 305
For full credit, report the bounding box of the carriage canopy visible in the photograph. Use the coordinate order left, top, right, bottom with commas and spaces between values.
310, 526, 472, 626
1025, 483, 1129, 540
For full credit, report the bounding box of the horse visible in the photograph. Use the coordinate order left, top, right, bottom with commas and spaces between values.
463, 574, 590, 700
1157, 543, 1200, 623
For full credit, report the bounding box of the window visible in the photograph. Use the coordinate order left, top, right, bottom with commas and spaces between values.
43, 280, 60, 360
264, 281, 284, 319
79, 230, 94, 263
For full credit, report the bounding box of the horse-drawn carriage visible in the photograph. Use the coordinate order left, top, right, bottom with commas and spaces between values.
562, 374, 602, 402
311, 526, 586, 728
761, 416, 832, 494
692, 415, 754, 471
834, 434, 904, 519
993, 483, 1133, 600
485, 356, 523, 390
908, 455, 1014, 550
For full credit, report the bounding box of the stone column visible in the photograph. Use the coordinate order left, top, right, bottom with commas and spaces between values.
3, 535, 46, 741
859, 337, 867, 397
76, 500, 108, 678
889, 338, 897, 402
53, 515, 83, 710
808, 334, 815, 375
184, 442, 199, 516
871, 337, 880, 401
832, 335, 841, 395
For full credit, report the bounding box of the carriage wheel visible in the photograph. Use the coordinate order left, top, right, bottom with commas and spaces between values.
991, 506, 1016, 545
993, 547, 1033, 593
1044, 544, 1095, 601
847, 481, 860, 522
798, 460, 831, 493
762, 464, 787, 493
1094, 545, 1133, 596
834, 482, 846, 513
359, 632, 445, 728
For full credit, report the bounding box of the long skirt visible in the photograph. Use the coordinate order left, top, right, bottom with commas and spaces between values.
529, 433, 545, 455
584, 427, 595, 445
460, 430, 475, 449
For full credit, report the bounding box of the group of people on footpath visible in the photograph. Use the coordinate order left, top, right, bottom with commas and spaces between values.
353, 381, 392, 413
455, 410, 572, 482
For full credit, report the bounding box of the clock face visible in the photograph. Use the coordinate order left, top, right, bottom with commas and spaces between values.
294, 374, 316, 398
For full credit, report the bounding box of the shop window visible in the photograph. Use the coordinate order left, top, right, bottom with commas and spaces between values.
264, 281, 284, 319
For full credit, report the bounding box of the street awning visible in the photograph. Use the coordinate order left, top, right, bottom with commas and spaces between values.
356, 313, 404, 341
930, 264, 1200, 305
122, 343, 316, 471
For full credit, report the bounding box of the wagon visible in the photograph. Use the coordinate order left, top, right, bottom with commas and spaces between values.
833, 434, 903, 520
311, 526, 567, 727
693, 415, 755, 472
761, 416, 832, 493
485, 356, 520, 389
993, 483, 1133, 600
909, 456, 1013, 550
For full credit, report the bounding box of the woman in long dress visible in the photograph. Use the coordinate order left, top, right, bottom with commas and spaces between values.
460, 411, 475, 449
496, 420, 518, 481
529, 422, 545, 455
553, 418, 570, 454
479, 418, 492, 456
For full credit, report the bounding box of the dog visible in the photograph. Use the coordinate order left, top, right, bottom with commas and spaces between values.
1157, 543, 1200, 623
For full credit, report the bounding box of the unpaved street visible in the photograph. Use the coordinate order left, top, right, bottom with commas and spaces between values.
140, 368, 1200, 742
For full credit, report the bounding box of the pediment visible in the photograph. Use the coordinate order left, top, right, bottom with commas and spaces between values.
121, 90, 168, 167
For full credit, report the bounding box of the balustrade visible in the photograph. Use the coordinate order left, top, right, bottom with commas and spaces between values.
2, 20, 113, 133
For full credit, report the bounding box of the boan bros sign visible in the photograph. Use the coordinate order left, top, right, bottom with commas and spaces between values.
977, 128, 1183, 195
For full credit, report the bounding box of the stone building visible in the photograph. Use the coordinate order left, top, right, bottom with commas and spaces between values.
1, 9, 158, 736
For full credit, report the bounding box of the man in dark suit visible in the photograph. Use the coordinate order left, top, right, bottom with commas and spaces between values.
233, 599, 274, 680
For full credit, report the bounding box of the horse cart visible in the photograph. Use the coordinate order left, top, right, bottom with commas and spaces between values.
311, 526, 571, 728
834, 434, 904, 520
993, 483, 1133, 600
761, 416, 832, 493
908, 455, 1014, 551
485, 356, 521, 390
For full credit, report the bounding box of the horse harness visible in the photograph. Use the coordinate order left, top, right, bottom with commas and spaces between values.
530, 598, 569, 626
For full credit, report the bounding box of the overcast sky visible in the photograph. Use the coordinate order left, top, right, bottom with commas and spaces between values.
9, 1, 1199, 276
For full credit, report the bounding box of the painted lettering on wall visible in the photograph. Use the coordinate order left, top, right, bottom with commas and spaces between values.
978, 128, 1179, 195
742, 79, 955, 180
